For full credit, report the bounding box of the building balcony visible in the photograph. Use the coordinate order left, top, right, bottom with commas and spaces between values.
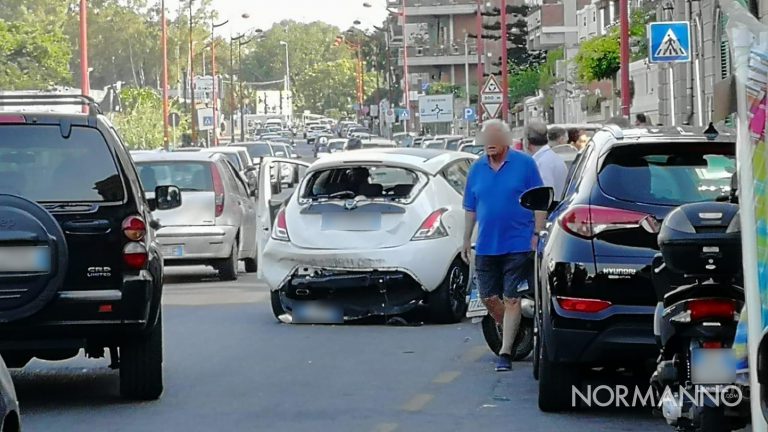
387, 0, 478, 16
396, 44, 480, 67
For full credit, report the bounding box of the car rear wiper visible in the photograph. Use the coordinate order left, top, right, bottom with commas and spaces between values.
42, 202, 97, 212
311, 190, 356, 200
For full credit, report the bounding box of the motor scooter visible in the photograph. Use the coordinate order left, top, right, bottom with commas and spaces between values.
651, 196, 750, 432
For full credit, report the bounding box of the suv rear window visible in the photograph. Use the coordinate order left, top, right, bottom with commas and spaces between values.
0, 125, 125, 202
302, 166, 421, 200
135, 162, 213, 192
242, 143, 273, 159
598, 143, 735, 206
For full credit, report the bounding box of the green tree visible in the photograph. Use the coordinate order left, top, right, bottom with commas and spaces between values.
426, 82, 464, 99
508, 67, 540, 104
0, 19, 72, 89
574, 33, 619, 82
112, 87, 164, 149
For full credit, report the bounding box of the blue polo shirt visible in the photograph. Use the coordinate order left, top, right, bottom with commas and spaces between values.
463, 150, 543, 256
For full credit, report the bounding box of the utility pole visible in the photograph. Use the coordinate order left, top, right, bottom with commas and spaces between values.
161, 0, 170, 150
500, 0, 509, 123
619, 0, 631, 117
79, 0, 90, 112
402, 0, 410, 132
476, 0, 484, 121
188, 0, 197, 144
464, 32, 470, 135
211, 20, 228, 146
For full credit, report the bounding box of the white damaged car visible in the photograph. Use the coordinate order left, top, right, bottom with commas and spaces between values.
255, 149, 477, 324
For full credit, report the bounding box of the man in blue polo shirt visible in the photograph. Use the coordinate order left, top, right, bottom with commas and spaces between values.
462, 119, 545, 371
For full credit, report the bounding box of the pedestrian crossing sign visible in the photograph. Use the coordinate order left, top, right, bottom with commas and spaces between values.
649, 21, 691, 63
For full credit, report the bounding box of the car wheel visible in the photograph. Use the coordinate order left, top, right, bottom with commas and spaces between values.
120, 313, 163, 400
244, 255, 258, 273
218, 241, 239, 281
538, 337, 579, 412
427, 258, 469, 324
480, 315, 534, 361
271, 290, 287, 322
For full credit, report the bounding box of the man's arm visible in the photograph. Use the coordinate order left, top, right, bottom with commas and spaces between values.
462, 211, 476, 263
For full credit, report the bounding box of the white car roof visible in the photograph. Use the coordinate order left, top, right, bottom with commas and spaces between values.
308, 148, 477, 176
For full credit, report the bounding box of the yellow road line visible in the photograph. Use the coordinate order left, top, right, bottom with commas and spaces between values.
461, 345, 489, 363
401, 393, 434, 412
432, 370, 461, 384
371, 423, 399, 432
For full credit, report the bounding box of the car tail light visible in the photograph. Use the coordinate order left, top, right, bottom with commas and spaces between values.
688, 299, 736, 321
122, 216, 146, 241
123, 242, 148, 269
272, 208, 290, 241
560, 205, 659, 239
0, 115, 25, 124
412, 209, 448, 241
556, 296, 612, 313
702, 341, 723, 349
211, 164, 225, 217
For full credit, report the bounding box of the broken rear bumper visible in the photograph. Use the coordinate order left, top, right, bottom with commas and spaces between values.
278, 270, 425, 319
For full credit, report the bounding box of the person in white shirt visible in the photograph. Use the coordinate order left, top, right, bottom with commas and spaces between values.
525, 122, 568, 199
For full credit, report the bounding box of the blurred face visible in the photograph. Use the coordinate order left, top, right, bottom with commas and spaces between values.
482, 127, 509, 157
576, 134, 589, 150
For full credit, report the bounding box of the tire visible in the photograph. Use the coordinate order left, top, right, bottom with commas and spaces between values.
480, 315, 534, 360
218, 240, 239, 281
699, 406, 728, 432
533, 320, 541, 381
271, 289, 287, 322
244, 249, 258, 273
120, 315, 163, 400
427, 258, 469, 324
538, 338, 579, 412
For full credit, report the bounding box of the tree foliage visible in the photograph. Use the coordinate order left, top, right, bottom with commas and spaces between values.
508, 67, 540, 105
0, 15, 72, 89
112, 87, 164, 149
426, 83, 464, 99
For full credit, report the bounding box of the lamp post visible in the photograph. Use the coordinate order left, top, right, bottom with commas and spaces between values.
619, 0, 630, 118
401, 0, 410, 132
161, 0, 169, 149
500, 0, 509, 122
79, 0, 90, 113
211, 19, 228, 146
476, 0, 484, 121
238, 32, 262, 142
188, 0, 198, 144
230, 33, 245, 142
279, 41, 291, 124
663, 0, 675, 125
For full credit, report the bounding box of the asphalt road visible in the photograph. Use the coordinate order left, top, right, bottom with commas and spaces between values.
14, 265, 667, 432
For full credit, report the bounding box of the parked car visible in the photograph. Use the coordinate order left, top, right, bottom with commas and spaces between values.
200, 146, 258, 192
359, 138, 397, 149
531, 125, 736, 411
423, 139, 446, 149
412, 136, 432, 148
0, 94, 178, 400
393, 132, 416, 147
458, 142, 483, 155
346, 126, 370, 138
257, 148, 478, 324
435, 135, 463, 151
235, 142, 274, 164
133, 152, 259, 280
0, 356, 19, 431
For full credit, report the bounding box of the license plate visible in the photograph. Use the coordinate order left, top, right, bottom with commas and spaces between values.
466, 276, 487, 318
0, 247, 50, 272
161, 245, 184, 257
292, 302, 344, 324
691, 348, 737, 384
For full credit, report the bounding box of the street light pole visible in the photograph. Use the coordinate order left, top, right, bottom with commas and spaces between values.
476, 0, 484, 121
79, 0, 90, 112
188, 0, 197, 144
279, 41, 291, 124
161, 0, 170, 150
464, 32, 470, 135
211, 19, 228, 146
619, 0, 631, 117
401, 0, 410, 133
500, 0, 509, 122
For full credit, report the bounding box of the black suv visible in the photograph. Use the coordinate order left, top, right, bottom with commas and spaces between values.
533, 125, 735, 411
0, 95, 181, 400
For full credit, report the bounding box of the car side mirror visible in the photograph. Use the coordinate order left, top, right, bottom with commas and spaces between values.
155, 185, 182, 210
520, 186, 554, 212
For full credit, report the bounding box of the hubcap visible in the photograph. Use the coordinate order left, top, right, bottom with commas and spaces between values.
448, 265, 466, 311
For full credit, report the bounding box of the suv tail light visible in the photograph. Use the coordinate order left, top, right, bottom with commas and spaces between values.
123, 242, 148, 269
689, 299, 736, 321
412, 209, 448, 241
122, 216, 146, 241
211, 164, 225, 217
272, 208, 290, 241
0, 115, 26, 124
560, 205, 659, 239
556, 296, 612, 313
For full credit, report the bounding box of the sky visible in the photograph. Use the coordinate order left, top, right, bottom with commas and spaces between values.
211, 0, 390, 35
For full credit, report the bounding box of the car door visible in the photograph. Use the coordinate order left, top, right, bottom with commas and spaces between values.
222, 161, 258, 256
256, 157, 310, 279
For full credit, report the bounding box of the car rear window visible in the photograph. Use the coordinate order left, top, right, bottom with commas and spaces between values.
135, 162, 213, 192
302, 166, 421, 200
221, 153, 242, 170
598, 142, 735, 206
242, 143, 273, 159
0, 125, 125, 202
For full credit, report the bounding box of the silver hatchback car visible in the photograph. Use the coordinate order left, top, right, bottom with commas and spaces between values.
133, 152, 258, 280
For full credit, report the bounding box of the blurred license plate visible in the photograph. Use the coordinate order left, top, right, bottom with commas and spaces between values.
466, 276, 487, 318
0, 247, 50, 272
161, 245, 184, 257
691, 348, 737, 384
292, 302, 343, 324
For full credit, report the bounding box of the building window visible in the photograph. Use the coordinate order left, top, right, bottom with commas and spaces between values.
593, 11, 596, 22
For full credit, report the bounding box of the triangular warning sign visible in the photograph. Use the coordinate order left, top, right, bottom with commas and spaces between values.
482, 75, 501, 95
655, 29, 687, 58
483, 103, 501, 119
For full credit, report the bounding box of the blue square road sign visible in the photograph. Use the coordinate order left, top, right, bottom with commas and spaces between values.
649, 21, 691, 63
